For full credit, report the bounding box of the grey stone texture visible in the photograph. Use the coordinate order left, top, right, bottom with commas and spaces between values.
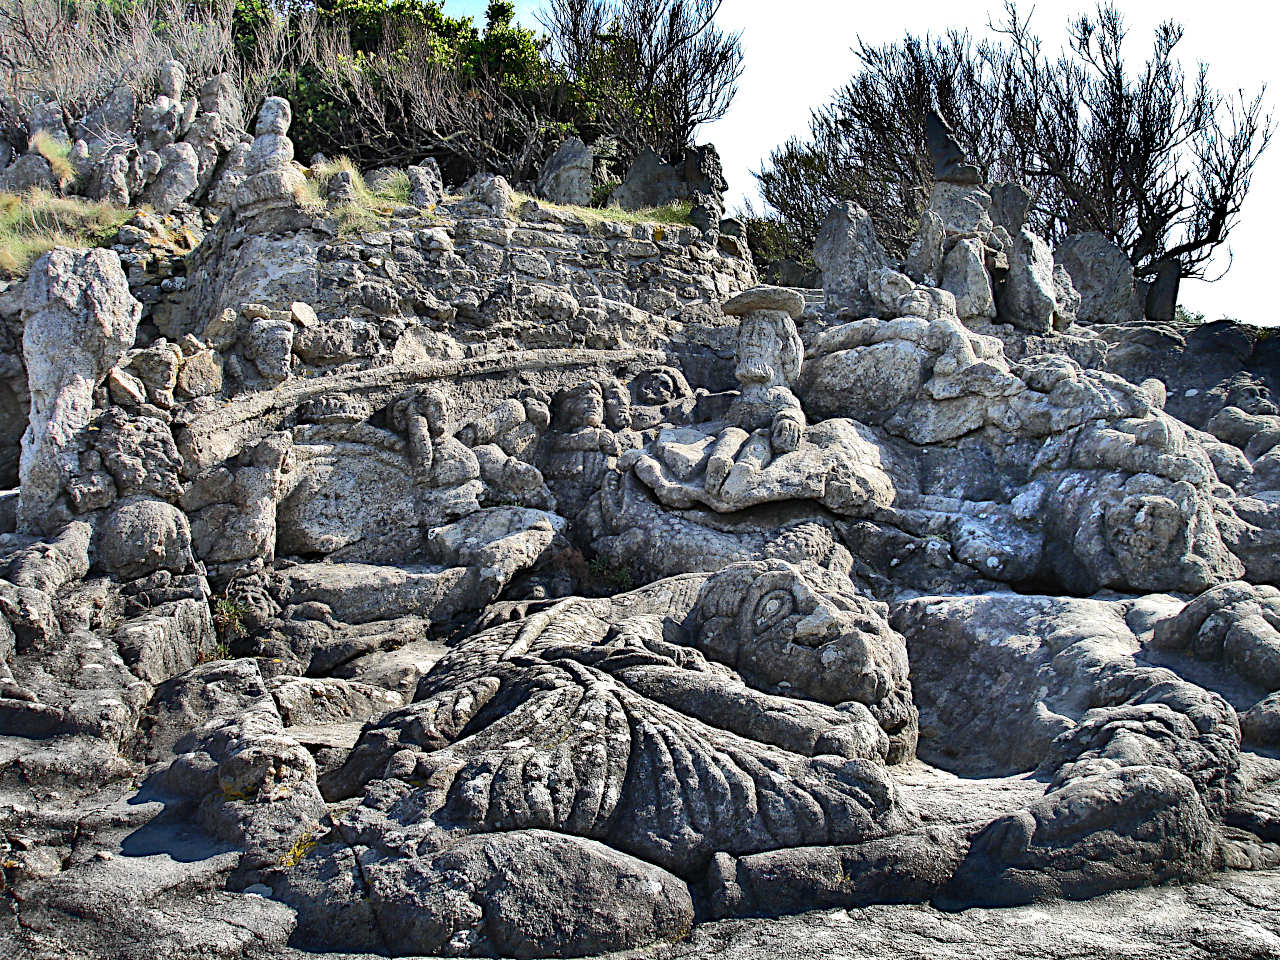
4, 88, 1280, 960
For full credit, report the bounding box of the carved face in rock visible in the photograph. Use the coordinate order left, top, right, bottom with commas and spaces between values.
735, 312, 803, 389
1106, 493, 1183, 562
602, 379, 631, 431
631, 366, 691, 407
690, 560, 909, 709
391, 388, 450, 438
554, 381, 605, 430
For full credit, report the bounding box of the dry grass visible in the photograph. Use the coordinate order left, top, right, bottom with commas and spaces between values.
0, 190, 132, 277
300, 157, 415, 235
513, 190, 694, 227
28, 132, 77, 189
298, 161, 694, 238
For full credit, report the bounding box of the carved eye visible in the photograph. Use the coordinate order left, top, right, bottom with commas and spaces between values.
754, 590, 794, 632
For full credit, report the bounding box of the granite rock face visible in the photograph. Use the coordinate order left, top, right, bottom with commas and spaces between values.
814, 201, 889, 318
4, 90, 1280, 960
1056, 231, 1143, 325
2, 60, 250, 216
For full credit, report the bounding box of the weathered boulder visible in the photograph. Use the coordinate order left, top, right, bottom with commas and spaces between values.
198, 72, 244, 133
941, 238, 996, 320
903, 210, 945, 283
611, 144, 725, 212
463, 172, 515, 218
990, 181, 1032, 233
244, 316, 293, 382
0, 153, 55, 193
536, 137, 594, 206
96, 498, 194, 579
926, 108, 982, 184
148, 142, 200, 213
928, 182, 994, 236
76, 85, 136, 148
998, 227, 1057, 332
407, 158, 443, 208
281, 830, 696, 959
18, 248, 140, 534
814, 202, 890, 318
1056, 232, 1142, 324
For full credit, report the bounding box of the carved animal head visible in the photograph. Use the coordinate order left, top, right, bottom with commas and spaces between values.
689, 559, 909, 708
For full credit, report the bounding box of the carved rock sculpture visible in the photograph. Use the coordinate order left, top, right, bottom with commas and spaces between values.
232, 96, 307, 226
925, 107, 982, 185
5, 86, 1280, 960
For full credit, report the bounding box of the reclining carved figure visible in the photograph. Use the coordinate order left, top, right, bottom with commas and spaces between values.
280, 560, 917, 957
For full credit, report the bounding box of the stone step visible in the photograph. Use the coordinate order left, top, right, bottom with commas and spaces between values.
789, 286, 825, 304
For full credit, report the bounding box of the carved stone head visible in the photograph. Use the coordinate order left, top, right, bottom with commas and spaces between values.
630, 365, 691, 407
735, 313, 803, 389
689, 559, 909, 710
554, 381, 605, 430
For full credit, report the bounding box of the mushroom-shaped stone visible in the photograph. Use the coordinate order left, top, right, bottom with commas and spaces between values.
723, 285, 805, 319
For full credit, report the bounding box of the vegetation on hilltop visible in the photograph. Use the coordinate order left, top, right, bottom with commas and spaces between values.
749, 2, 1272, 286
0, 190, 132, 277
0, 0, 742, 192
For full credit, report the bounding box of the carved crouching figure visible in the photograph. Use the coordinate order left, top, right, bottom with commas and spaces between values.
392, 387, 482, 523
705, 287, 807, 498
537, 380, 631, 525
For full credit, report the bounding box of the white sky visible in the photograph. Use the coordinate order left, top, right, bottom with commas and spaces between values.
456, 0, 1278, 323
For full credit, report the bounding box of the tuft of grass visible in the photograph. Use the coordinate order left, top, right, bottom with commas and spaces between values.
371, 169, 411, 205
212, 595, 249, 645
513, 190, 693, 228
303, 157, 416, 236
587, 555, 634, 593
29, 131, 76, 189
0, 190, 132, 277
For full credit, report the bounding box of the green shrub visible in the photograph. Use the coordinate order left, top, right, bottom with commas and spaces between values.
587, 555, 634, 593
212, 595, 250, 644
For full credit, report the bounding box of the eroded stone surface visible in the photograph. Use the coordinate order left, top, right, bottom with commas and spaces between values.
5, 87, 1280, 960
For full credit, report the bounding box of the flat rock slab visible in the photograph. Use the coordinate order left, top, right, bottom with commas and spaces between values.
284, 720, 365, 751
652, 868, 1280, 960
281, 561, 468, 624
723, 285, 805, 318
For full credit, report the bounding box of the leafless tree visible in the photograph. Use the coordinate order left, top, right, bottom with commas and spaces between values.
0, 0, 241, 147
283, 12, 558, 181
756, 2, 1272, 282
539, 0, 743, 163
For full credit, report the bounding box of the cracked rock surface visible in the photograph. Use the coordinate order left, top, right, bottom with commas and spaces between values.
4, 90, 1280, 960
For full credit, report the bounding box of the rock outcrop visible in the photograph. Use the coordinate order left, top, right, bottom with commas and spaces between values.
4, 87, 1280, 960
536, 136, 594, 206
18, 247, 141, 534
